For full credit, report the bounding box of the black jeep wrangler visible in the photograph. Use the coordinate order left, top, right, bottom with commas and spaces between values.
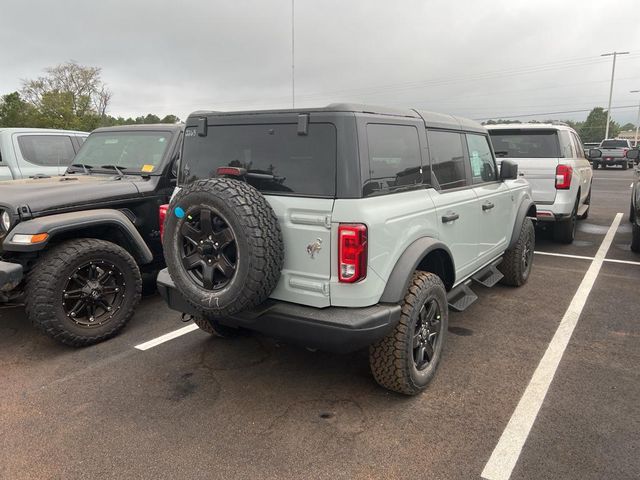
0, 124, 183, 346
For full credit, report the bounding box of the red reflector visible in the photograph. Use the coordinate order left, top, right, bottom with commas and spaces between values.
216, 167, 246, 177
159, 204, 169, 241
338, 224, 367, 283
555, 164, 572, 190
537, 211, 553, 217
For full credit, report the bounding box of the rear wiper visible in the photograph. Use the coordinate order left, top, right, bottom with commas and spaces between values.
68, 163, 93, 174
100, 164, 127, 177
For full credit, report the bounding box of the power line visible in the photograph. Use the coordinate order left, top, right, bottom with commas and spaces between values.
474, 104, 639, 121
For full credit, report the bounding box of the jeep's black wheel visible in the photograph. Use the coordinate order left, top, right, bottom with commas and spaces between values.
499, 218, 535, 286
193, 315, 243, 338
163, 178, 284, 317
369, 271, 448, 395
25, 239, 142, 347
553, 197, 579, 244
631, 222, 640, 253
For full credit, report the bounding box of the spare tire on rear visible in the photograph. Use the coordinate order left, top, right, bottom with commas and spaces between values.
163, 178, 284, 316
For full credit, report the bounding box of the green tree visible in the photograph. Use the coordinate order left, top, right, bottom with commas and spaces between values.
620, 122, 636, 131
579, 107, 619, 142
0, 91, 38, 127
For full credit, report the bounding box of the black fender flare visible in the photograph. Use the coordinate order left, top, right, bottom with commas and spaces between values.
1, 209, 153, 264
379, 237, 455, 304
509, 198, 536, 249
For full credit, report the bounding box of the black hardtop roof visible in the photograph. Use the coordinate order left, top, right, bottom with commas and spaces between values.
188, 103, 485, 133
91, 124, 184, 134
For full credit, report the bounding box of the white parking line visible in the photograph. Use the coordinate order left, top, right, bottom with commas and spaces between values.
134, 323, 199, 351
481, 213, 623, 480
534, 250, 640, 266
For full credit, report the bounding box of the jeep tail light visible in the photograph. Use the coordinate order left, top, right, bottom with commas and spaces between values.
216, 167, 246, 177
159, 204, 169, 240
555, 165, 572, 190
338, 224, 367, 283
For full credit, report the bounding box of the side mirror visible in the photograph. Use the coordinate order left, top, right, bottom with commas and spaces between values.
589, 148, 602, 159
500, 159, 518, 180
625, 149, 639, 160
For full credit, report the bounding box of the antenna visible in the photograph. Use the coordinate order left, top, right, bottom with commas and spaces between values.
291, 0, 295, 109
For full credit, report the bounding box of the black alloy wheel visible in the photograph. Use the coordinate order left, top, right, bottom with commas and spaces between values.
521, 229, 534, 278
180, 208, 238, 290
413, 299, 442, 370
62, 260, 126, 327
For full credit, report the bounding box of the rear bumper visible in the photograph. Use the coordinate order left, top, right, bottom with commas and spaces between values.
157, 269, 401, 353
0, 260, 23, 293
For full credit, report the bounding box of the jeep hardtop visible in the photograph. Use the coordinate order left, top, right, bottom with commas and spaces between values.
158, 104, 536, 395
0, 124, 183, 346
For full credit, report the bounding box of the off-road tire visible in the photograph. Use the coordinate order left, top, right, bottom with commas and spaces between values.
499, 218, 535, 287
553, 197, 579, 244
631, 222, 640, 253
25, 239, 142, 347
163, 178, 284, 317
369, 271, 448, 395
193, 315, 243, 338
630, 202, 635, 223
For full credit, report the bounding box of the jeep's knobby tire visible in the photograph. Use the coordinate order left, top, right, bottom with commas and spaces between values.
25, 239, 142, 347
631, 222, 640, 253
193, 315, 243, 338
499, 218, 535, 287
553, 196, 579, 244
369, 271, 448, 395
163, 178, 284, 317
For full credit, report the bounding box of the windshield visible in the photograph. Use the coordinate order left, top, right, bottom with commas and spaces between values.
600, 140, 628, 148
70, 131, 172, 173
489, 129, 560, 158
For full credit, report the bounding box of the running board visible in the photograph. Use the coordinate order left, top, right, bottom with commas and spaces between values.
472, 264, 504, 288
577, 204, 589, 217
447, 281, 478, 312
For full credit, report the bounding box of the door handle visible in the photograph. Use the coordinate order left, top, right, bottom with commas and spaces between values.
441, 212, 459, 223
482, 201, 495, 211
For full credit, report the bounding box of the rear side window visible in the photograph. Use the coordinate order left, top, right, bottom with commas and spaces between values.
364, 124, 423, 196
466, 134, 497, 183
17, 135, 75, 166
427, 130, 467, 190
182, 123, 336, 197
489, 129, 560, 158
600, 140, 628, 148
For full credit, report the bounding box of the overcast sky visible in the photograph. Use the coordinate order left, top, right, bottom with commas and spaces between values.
2, 0, 640, 124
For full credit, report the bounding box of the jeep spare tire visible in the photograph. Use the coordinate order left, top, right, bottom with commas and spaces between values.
163, 178, 284, 316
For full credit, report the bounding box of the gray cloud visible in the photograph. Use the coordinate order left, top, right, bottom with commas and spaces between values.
2, 0, 640, 124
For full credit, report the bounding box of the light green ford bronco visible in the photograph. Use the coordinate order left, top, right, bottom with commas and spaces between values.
157, 104, 536, 395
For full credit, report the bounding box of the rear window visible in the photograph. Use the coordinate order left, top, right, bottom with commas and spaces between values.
182, 123, 337, 197
600, 140, 628, 148
17, 135, 76, 166
489, 129, 560, 158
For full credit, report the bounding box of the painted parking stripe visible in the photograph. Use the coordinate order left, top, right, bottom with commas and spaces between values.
481, 213, 623, 480
134, 323, 199, 351
534, 250, 640, 266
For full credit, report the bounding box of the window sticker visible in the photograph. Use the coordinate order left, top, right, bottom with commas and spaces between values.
141, 164, 155, 172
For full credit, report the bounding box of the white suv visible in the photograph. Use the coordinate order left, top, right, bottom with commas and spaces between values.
487, 123, 593, 243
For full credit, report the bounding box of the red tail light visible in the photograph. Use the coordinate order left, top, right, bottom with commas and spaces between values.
338, 224, 367, 283
216, 167, 246, 177
555, 165, 572, 190
159, 204, 169, 240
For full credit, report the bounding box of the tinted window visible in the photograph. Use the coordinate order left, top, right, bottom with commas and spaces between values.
364, 124, 423, 196
73, 131, 172, 173
600, 140, 628, 148
427, 130, 467, 190
182, 123, 336, 197
17, 135, 75, 167
489, 129, 560, 158
466, 134, 497, 183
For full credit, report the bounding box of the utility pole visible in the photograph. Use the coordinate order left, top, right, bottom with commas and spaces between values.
601, 51, 629, 139
631, 90, 640, 147
291, 0, 295, 109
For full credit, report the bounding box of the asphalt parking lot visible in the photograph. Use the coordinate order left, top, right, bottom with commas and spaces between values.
1, 168, 639, 480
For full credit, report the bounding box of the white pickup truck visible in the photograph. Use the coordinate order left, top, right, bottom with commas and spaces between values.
593, 138, 635, 170
0, 128, 88, 180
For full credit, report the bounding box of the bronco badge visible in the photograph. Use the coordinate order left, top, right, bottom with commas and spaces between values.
306, 238, 323, 259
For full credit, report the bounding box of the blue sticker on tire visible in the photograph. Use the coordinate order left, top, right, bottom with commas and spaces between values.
174, 206, 185, 219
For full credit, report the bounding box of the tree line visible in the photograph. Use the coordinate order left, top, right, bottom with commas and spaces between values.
0, 62, 179, 131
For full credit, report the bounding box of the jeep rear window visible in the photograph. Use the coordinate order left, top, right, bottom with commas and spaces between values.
600, 140, 628, 148
489, 129, 560, 158
182, 123, 337, 197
